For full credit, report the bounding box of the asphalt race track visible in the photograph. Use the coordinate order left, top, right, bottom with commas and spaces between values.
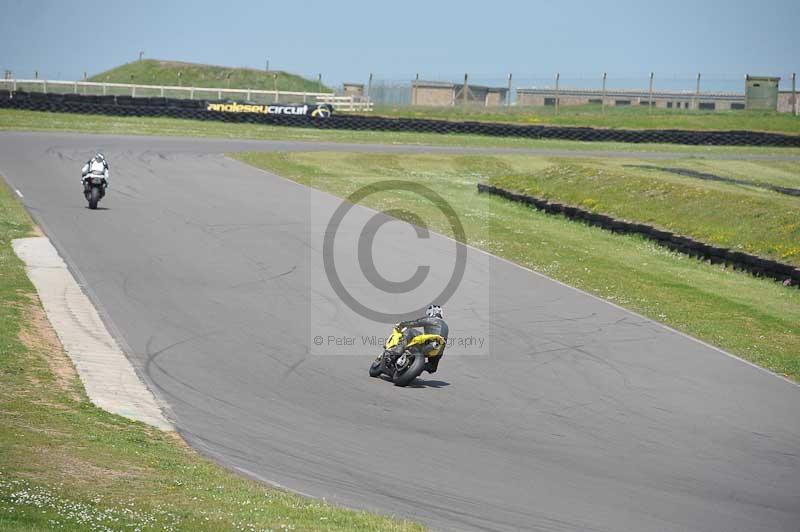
1, 132, 798, 532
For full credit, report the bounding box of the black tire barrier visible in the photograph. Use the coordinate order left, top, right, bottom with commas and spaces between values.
2, 90, 800, 147
477, 183, 800, 287
0, 89, 10, 100
625, 165, 800, 197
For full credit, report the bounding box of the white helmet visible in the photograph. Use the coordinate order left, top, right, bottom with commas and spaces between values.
426, 305, 443, 319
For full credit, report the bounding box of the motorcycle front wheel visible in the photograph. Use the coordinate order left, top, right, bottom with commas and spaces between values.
392, 353, 426, 387
369, 359, 382, 378
88, 186, 100, 209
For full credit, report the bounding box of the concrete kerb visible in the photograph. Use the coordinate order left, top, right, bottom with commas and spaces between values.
12, 236, 173, 431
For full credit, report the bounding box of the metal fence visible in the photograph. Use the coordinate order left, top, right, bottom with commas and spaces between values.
0, 79, 373, 111
363, 72, 798, 112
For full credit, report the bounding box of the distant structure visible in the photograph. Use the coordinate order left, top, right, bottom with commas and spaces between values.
411, 80, 509, 107
516, 75, 793, 112
342, 82, 364, 98
744, 76, 780, 110
516, 87, 745, 111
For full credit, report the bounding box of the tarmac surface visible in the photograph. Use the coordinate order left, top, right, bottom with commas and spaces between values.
1, 131, 798, 532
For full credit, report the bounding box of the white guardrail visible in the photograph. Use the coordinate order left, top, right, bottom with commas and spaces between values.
0, 79, 374, 112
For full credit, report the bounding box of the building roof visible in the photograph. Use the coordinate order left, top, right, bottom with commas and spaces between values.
413, 80, 508, 93
746, 75, 781, 82
516, 87, 744, 101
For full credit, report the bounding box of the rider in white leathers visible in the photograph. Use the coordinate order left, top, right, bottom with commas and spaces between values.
81, 153, 109, 198
81, 153, 109, 184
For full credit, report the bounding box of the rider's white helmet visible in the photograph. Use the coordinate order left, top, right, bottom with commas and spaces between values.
426, 305, 443, 319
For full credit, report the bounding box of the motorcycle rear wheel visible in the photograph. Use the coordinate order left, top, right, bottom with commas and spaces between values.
392, 352, 426, 387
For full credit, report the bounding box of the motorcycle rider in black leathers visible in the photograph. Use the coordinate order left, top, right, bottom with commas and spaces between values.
392, 305, 449, 374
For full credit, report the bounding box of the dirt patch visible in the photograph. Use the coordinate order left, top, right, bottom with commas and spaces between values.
18, 294, 81, 402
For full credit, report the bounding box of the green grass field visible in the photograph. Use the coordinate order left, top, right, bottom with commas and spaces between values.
364, 104, 800, 135
0, 179, 422, 531
89, 59, 329, 93
487, 157, 800, 266
3, 108, 800, 158
233, 151, 800, 381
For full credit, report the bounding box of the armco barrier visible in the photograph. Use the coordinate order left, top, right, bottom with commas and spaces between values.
2, 90, 800, 147
477, 183, 800, 287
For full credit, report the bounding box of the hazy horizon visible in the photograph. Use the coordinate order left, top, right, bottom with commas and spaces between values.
2, 0, 797, 91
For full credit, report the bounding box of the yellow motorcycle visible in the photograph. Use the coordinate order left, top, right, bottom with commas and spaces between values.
369, 326, 445, 387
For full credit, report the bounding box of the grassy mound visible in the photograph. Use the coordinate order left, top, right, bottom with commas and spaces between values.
89, 59, 329, 93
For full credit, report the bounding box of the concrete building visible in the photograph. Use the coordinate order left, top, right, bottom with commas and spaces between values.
778, 91, 798, 114
411, 80, 509, 107
744, 76, 782, 110
516, 87, 745, 111
342, 82, 364, 98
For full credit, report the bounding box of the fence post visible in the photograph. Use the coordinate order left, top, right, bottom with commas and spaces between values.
317, 73, 322, 93
507, 73, 512, 108
793, 73, 797, 116
13, 78, 17, 91
217, 89, 222, 100
648, 71, 654, 114
413, 73, 419, 106
602, 72, 607, 114
693, 73, 701, 111
463, 73, 469, 105
555, 72, 560, 115
367, 72, 373, 102
132, 85, 136, 97
190, 87, 194, 100
43, 80, 47, 94
74, 81, 78, 94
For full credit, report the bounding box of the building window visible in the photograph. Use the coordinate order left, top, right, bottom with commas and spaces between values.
667, 102, 673, 108
698, 102, 716, 110
544, 97, 557, 106
615, 100, 631, 106
731, 103, 745, 110
588, 98, 602, 104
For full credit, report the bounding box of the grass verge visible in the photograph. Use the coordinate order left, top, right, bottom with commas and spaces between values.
364, 104, 800, 135
486, 157, 800, 266
3, 108, 800, 158
0, 178, 422, 531
232, 151, 800, 381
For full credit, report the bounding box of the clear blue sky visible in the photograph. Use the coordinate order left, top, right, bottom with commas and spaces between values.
1, 0, 797, 89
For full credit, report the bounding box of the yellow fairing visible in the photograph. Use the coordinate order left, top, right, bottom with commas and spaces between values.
383, 328, 445, 358
384, 328, 405, 350
408, 333, 445, 358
